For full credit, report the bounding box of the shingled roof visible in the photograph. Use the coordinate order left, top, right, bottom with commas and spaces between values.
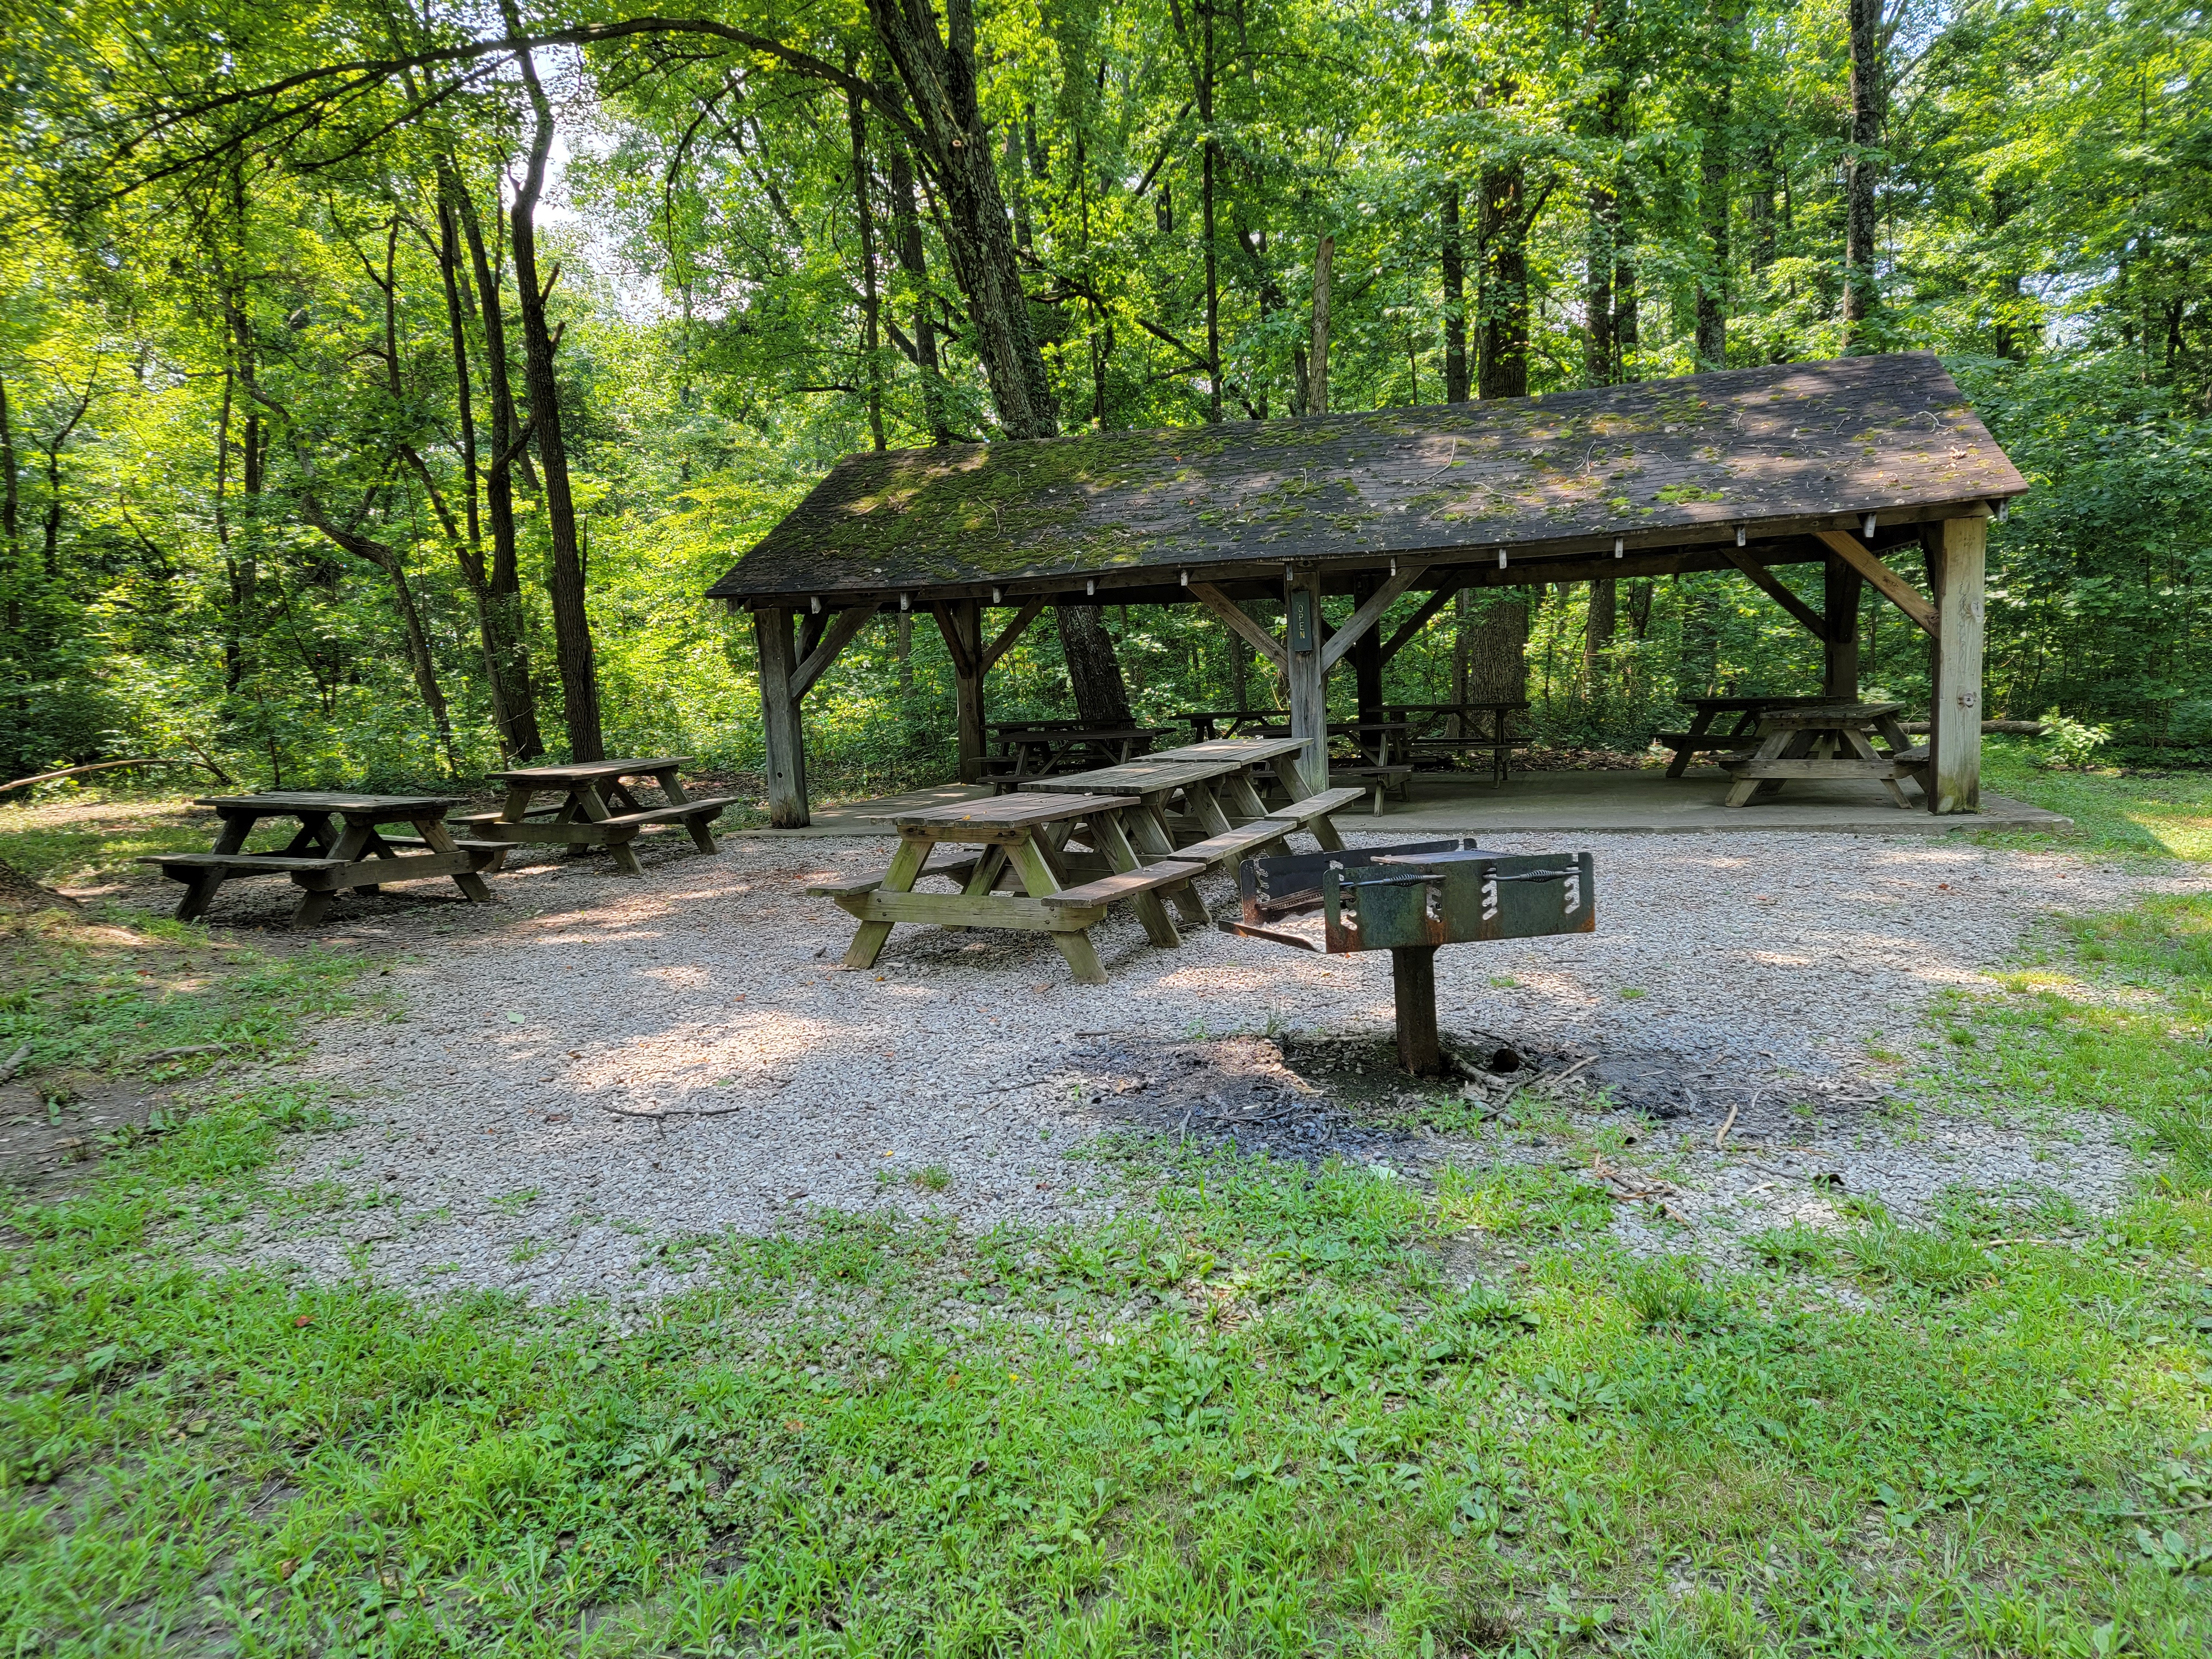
707, 352, 2026, 609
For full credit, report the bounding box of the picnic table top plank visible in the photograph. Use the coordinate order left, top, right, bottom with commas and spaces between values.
1146, 737, 1311, 764
1754, 701, 1906, 727
488, 758, 689, 784
1678, 695, 1837, 711
893, 792, 1139, 832
195, 791, 467, 815
1019, 757, 1253, 795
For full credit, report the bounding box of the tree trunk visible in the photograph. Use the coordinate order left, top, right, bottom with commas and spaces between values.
865, 0, 1059, 438
1477, 160, 1533, 399
1584, 578, 1616, 688
1694, 8, 1741, 372
1842, 0, 1885, 346
1168, 0, 1223, 422
1677, 576, 1721, 696
888, 146, 951, 444
1442, 185, 1469, 403
1056, 604, 1133, 726
848, 75, 887, 451
296, 495, 460, 775
1464, 593, 1529, 703
504, 25, 602, 761
452, 168, 544, 760
1310, 233, 1334, 414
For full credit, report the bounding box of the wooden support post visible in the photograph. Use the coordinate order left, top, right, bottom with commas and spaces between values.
1351, 573, 1384, 722
1390, 945, 1442, 1076
1924, 516, 1987, 815
1823, 555, 1863, 701
756, 606, 809, 828
1284, 565, 1328, 793
933, 601, 987, 784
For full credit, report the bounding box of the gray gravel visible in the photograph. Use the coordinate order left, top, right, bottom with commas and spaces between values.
203, 828, 2199, 1301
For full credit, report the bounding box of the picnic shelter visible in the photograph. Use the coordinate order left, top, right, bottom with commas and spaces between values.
706, 352, 2028, 827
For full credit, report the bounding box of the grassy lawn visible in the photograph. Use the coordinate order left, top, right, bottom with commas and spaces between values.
2, 775, 2211, 1656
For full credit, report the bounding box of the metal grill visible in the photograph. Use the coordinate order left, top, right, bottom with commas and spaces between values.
1220, 839, 1597, 1075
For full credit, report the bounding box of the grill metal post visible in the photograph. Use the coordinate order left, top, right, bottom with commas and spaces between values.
1390, 945, 1442, 1076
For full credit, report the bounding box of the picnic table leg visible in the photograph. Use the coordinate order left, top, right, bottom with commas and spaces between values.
1090, 810, 1181, 948
1183, 780, 1236, 837
575, 782, 646, 875
420, 818, 496, 902
843, 834, 931, 968
174, 868, 228, 922
1838, 726, 1914, 808
1218, 769, 1272, 824
1667, 708, 1718, 779
1005, 832, 1108, 984
1752, 730, 1815, 802
276, 812, 335, 857
1305, 808, 1347, 853
210, 810, 254, 855
653, 769, 721, 854
290, 818, 377, 927
1126, 805, 1209, 925
1723, 729, 1790, 807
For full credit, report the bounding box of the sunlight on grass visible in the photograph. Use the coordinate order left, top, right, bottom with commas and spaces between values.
1981, 739, 2212, 861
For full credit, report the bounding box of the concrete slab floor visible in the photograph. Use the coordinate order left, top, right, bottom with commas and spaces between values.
740, 768, 2069, 838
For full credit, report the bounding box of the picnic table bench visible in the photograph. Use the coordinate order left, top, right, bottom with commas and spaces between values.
1719, 701, 1927, 807
143, 792, 499, 926
1656, 696, 1839, 777
455, 758, 737, 875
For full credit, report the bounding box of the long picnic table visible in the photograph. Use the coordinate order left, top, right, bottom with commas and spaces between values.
808, 740, 1366, 983
143, 792, 499, 926
457, 759, 738, 875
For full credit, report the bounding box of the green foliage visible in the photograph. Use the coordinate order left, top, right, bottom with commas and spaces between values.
3, 0, 2211, 790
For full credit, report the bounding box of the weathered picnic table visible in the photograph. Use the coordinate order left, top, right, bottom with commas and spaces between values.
808, 792, 1168, 983
983, 721, 1167, 782
808, 742, 1365, 983
1719, 701, 1927, 807
456, 759, 738, 875
143, 792, 499, 926
1656, 696, 1837, 778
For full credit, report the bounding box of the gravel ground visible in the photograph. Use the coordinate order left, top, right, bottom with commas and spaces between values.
200, 828, 2200, 1302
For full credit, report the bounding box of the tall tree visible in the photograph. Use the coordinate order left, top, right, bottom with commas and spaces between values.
1842, 0, 1887, 346
504, 24, 602, 761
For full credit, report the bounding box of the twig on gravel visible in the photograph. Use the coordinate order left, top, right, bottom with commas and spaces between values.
1713, 1101, 1740, 1150
140, 1042, 242, 1064
0, 1045, 29, 1084
1714, 1088, 1764, 1150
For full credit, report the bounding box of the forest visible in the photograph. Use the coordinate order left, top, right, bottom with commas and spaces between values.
3, 0, 2211, 793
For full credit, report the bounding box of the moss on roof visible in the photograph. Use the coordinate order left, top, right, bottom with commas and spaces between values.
706, 353, 2027, 602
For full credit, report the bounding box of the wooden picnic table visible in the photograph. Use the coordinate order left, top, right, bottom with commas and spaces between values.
811, 792, 1167, 983
1383, 701, 1530, 785
143, 791, 497, 926
456, 758, 738, 875
1719, 701, 1926, 807
984, 722, 1167, 783
1657, 696, 1839, 778
810, 744, 1366, 983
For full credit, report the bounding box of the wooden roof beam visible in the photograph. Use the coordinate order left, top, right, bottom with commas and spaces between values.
1319, 562, 1428, 671
1188, 581, 1287, 670
1813, 528, 1937, 637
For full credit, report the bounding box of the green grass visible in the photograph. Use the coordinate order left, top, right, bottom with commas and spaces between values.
1981, 739, 2212, 860
5, 810, 2212, 1653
